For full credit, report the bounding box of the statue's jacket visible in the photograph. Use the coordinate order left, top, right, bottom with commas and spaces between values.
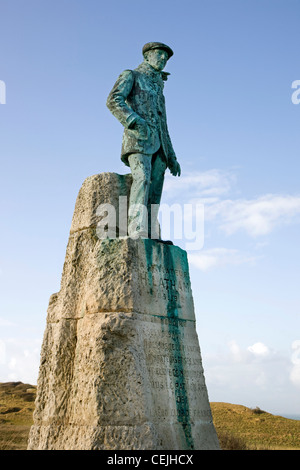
106, 61, 177, 168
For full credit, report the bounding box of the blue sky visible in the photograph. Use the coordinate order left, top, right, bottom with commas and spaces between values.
1, 0, 300, 417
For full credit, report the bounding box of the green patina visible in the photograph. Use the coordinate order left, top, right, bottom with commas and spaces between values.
116, 173, 130, 238
116, 173, 127, 196
144, 239, 154, 295
144, 239, 194, 449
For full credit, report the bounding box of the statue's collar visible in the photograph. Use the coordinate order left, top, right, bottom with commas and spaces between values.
135, 61, 170, 81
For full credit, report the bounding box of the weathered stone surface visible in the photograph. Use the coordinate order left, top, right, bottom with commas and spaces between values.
70, 172, 132, 234
28, 173, 219, 450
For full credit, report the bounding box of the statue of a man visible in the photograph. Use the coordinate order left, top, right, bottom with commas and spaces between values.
106, 42, 181, 240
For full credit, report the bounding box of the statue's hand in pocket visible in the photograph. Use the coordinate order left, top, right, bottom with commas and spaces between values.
131, 117, 149, 140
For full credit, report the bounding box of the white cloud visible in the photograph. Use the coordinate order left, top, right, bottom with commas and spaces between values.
203, 340, 299, 413
0, 338, 41, 384
205, 194, 300, 237
248, 342, 270, 357
290, 340, 300, 388
164, 169, 300, 239
163, 169, 236, 199
207, 340, 280, 382
188, 247, 256, 271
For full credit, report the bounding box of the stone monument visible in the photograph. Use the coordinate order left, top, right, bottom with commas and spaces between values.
27, 43, 220, 450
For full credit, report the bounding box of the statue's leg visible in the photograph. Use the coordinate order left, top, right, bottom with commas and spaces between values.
128, 153, 152, 238
148, 151, 167, 239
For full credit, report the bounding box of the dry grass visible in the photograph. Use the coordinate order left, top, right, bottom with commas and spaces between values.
0, 382, 35, 450
0, 425, 32, 450
211, 402, 300, 450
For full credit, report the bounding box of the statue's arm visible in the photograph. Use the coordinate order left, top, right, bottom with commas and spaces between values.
106, 70, 140, 129
168, 148, 181, 176
163, 111, 181, 176
165, 127, 181, 177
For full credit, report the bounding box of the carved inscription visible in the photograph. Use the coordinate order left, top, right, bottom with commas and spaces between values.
139, 316, 212, 424
139, 265, 191, 298
136, 260, 195, 321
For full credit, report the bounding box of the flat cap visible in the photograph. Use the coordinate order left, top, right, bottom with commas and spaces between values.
142, 42, 174, 59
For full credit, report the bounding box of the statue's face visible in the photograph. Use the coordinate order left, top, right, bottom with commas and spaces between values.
145, 49, 169, 71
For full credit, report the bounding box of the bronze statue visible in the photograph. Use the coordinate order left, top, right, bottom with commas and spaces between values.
107, 42, 180, 239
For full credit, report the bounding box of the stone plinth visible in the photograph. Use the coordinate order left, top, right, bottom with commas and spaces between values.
27, 173, 219, 450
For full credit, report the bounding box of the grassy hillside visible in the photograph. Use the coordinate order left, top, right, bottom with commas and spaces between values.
0, 382, 299, 450
0, 382, 35, 450
211, 402, 300, 450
